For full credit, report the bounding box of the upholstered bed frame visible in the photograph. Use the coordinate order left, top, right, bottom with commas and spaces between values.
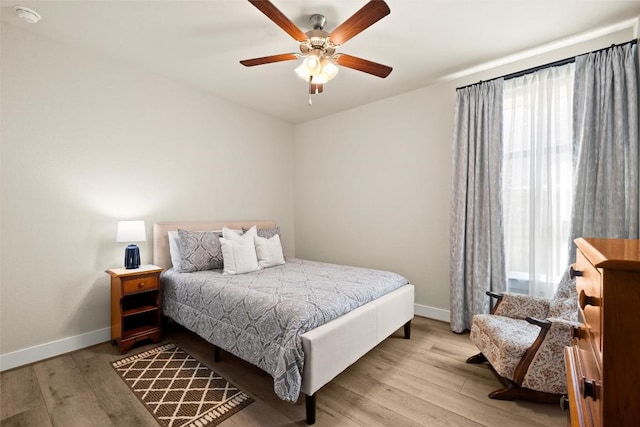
153, 221, 415, 424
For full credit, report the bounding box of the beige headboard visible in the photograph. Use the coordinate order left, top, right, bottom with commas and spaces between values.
153, 221, 277, 270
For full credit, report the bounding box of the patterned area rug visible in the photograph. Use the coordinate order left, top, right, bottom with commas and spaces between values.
112, 343, 253, 427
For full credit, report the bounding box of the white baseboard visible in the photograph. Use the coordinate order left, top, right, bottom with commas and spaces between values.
414, 303, 450, 323
0, 327, 111, 372
1, 304, 450, 372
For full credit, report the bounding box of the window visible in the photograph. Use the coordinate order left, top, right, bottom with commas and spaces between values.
502, 63, 575, 298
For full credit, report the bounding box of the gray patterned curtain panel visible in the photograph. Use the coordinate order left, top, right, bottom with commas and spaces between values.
450, 79, 507, 333
569, 42, 639, 261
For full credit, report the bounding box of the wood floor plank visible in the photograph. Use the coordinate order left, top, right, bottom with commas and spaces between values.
32, 355, 114, 427
0, 316, 567, 427
365, 347, 467, 393
331, 366, 483, 426
342, 361, 557, 427
459, 371, 567, 427
0, 405, 52, 427
218, 398, 308, 427
317, 381, 423, 427
70, 343, 158, 427
0, 365, 48, 422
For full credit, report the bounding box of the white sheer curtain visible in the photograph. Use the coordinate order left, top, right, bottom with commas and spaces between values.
502, 63, 575, 298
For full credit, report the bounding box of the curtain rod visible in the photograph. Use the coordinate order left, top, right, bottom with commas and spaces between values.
456, 38, 637, 91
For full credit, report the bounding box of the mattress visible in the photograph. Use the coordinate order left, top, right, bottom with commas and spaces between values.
161, 257, 409, 402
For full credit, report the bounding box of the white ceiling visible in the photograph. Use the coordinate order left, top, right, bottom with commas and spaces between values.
2, 1, 639, 124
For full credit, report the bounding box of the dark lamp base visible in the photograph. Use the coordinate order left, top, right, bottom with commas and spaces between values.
124, 244, 141, 269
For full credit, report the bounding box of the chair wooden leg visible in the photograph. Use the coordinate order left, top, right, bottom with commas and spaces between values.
466, 352, 488, 364
488, 382, 564, 404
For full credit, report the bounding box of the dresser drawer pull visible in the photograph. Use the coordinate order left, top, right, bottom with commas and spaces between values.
582, 378, 598, 400
570, 266, 583, 278
579, 290, 600, 309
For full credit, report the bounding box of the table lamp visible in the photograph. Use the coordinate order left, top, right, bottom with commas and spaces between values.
116, 220, 146, 269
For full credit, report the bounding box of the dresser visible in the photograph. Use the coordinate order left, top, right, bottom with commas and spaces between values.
565, 238, 640, 426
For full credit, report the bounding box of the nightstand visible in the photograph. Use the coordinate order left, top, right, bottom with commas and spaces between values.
106, 265, 163, 354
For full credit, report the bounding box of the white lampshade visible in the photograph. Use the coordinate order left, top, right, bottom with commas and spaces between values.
116, 220, 146, 243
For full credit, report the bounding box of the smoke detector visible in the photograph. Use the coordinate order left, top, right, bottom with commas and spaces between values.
13, 6, 41, 24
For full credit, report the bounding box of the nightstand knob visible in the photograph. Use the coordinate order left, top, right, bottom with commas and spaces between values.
137, 282, 145, 288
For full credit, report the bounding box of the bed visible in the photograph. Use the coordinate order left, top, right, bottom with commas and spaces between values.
153, 221, 414, 424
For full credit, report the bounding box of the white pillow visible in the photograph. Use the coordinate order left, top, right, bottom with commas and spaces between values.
168, 231, 183, 271
222, 226, 249, 240
255, 234, 285, 268
219, 226, 260, 275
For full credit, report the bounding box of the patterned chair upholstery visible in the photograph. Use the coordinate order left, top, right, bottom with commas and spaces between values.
467, 266, 579, 402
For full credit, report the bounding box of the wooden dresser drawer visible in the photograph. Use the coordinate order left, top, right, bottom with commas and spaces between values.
568, 238, 640, 427
575, 251, 602, 351
565, 345, 601, 427
122, 275, 158, 294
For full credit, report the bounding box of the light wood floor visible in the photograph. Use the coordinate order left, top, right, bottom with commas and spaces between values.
1, 316, 567, 426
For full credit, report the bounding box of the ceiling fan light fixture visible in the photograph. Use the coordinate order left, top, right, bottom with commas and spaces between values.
311, 74, 328, 84
304, 55, 322, 75
294, 63, 311, 81
321, 59, 339, 80
294, 56, 339, 84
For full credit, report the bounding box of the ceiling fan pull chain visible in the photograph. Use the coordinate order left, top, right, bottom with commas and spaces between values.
308, 77, 313, 106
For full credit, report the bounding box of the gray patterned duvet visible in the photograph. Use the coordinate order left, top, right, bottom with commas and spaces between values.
161, 258, 409, 402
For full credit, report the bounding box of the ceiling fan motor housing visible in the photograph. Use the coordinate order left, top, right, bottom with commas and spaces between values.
300, 29, 335, 57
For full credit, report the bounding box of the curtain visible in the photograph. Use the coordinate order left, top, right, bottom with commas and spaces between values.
502, 63, 575, 298
450, 79, 506, 333
569, 43, 639, 261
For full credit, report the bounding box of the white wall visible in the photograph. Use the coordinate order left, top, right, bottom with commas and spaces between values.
294, 26, 637, 321
0, 23, 295, 366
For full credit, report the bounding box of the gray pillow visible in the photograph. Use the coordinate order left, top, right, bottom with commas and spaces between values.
178, 229, 223, 272
244, 226, 280, 239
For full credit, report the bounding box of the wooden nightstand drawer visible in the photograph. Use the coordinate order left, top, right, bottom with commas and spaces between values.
122, 275, 157, 294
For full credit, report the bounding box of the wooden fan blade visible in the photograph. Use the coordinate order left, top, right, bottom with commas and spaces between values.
240, 53, 298, 67
329, 0, 390, 46
309, 83, 324, 94
248, 0, 308, 42
335, 54, 392, 78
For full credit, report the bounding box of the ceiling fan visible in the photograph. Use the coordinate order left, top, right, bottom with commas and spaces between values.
240, 0, 392, 100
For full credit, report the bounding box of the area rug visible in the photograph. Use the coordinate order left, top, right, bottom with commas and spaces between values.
112, 343, 253, 427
